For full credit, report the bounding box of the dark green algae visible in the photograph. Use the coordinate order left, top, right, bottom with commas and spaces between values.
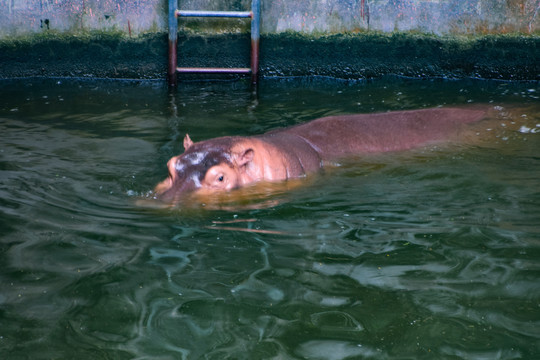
0, 30, 538, 80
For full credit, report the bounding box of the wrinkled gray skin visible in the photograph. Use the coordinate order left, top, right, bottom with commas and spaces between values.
155, 107, 488, 202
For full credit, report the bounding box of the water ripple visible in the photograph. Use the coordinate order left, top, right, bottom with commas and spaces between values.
1, 78, 539, 359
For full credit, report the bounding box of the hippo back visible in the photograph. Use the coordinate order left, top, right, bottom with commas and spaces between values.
282, 107, 487, 159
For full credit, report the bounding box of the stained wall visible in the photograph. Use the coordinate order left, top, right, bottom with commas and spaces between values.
1, 1, 538, 80
1, 0, 539, 38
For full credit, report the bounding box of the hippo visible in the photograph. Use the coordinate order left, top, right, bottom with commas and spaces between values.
154, 107, 487, 202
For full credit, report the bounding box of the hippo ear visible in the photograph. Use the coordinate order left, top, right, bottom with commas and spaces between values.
183, 134, 194, 150
234, 148, 254, 168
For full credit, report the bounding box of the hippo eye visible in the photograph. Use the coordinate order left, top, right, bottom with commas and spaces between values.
218, 175, 224, 182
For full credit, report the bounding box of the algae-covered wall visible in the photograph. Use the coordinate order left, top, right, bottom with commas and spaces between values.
1, 0, 539, 80
2, 0, 539, 37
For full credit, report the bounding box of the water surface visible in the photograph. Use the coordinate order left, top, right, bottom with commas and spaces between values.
1, 77, 539, 359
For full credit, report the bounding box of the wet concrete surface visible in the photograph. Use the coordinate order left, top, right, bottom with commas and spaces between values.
0, 32, 538, 81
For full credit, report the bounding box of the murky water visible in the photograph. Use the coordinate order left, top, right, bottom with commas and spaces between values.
1, 77, 539, 359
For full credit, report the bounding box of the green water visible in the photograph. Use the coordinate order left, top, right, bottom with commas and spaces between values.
1, 77, 539, 359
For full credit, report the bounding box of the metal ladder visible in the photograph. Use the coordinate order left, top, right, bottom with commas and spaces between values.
168, 0, 261, 86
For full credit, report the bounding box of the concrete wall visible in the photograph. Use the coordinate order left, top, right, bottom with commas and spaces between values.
1, 0, 539, 39
1, 1, 538, 81
0, 0, 165, 37
269, 0, 540, 35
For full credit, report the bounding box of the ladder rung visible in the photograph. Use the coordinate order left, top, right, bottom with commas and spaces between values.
177, 67, 252, 74
176, 10, 252, 18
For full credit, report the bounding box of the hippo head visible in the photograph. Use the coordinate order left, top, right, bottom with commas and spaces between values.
154, 134, 255, 202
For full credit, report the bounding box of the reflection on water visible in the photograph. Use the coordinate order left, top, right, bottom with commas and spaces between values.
0, 77, 539, 359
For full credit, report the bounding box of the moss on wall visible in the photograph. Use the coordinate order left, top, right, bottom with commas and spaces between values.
0, 31, 538, 81
259, 32, 539, 80
0, 31, 167, 79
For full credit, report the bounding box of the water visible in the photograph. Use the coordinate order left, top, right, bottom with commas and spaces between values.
1, 77, 539, 359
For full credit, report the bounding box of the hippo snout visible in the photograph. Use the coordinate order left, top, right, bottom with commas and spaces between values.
153, 156, 205, 201
154, 175, 200, 202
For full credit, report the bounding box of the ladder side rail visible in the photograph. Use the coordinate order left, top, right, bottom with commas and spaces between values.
168, 0, 179, 86
250, 0, 261, 84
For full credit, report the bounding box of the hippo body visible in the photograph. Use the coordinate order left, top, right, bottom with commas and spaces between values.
155, 107, 487, 202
